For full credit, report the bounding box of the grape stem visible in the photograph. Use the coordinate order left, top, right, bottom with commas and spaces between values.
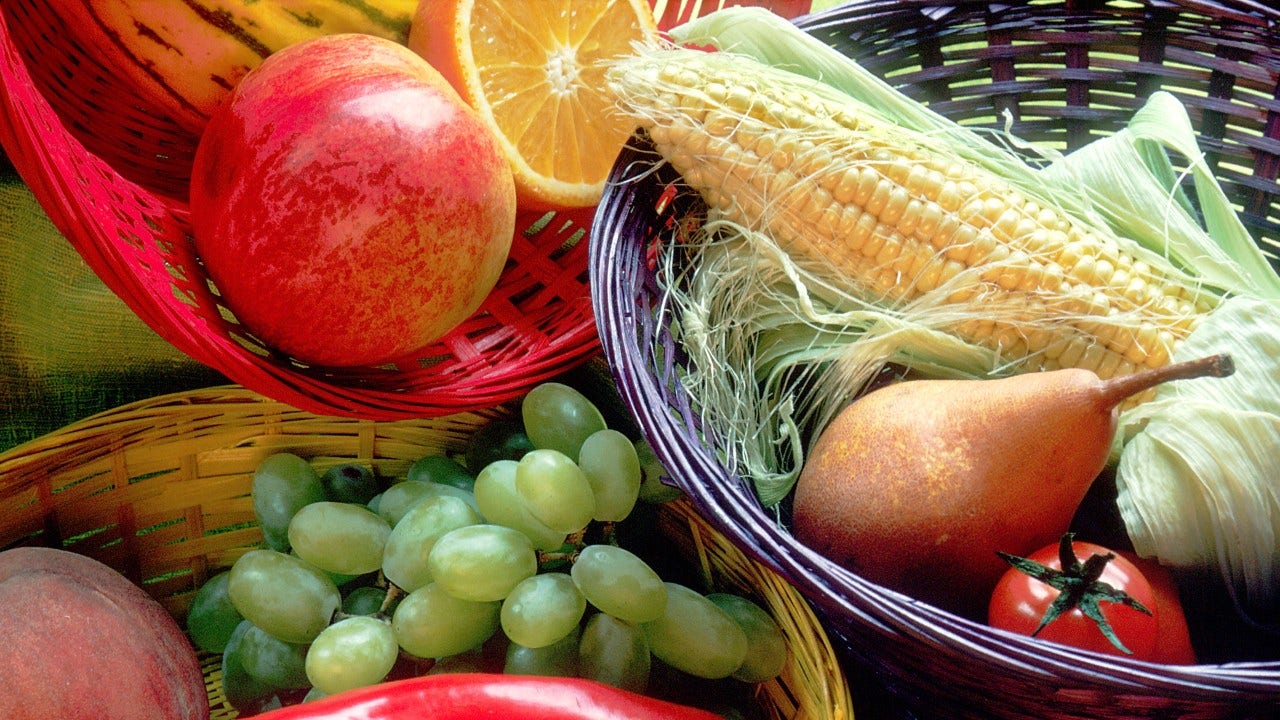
379, 582, 406, 615
537, 528, 588, 567
535, 521, 623, 569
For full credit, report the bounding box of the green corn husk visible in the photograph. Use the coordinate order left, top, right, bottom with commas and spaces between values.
620, 6, 1280, 619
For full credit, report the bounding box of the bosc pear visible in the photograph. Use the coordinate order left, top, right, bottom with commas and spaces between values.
791, 353, 1234, 615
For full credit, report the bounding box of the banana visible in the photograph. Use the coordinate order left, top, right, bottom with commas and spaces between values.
70, 0, 418, 133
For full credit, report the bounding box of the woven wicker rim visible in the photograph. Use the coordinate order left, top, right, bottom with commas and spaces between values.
0, 384, 853, 720
590, 0, 1280, 716
0, 0, 600, 421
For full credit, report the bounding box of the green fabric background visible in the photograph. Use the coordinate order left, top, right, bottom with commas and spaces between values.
0, 151, 224, 452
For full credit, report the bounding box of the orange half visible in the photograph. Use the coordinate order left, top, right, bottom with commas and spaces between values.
411, 0, 659, 211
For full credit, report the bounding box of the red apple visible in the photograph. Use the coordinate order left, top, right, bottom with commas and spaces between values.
189, 33, 516, 367
0, 547, 208, 720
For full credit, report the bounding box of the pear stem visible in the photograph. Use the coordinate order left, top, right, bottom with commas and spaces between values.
1097, 353, 1235, 409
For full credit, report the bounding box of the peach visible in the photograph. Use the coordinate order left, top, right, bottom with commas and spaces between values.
0, 547, 207, 720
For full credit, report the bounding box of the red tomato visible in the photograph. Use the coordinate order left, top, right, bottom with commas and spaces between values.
989, 537, 1164, 661
1120, 551, 1197, 664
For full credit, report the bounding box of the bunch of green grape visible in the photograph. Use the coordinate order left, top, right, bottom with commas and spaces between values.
185, 382, 787, 715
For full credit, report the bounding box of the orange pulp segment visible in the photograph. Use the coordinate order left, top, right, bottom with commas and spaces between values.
411, 0, 659, 211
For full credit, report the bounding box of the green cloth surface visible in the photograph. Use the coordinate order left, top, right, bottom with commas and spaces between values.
0, 151, 224, 452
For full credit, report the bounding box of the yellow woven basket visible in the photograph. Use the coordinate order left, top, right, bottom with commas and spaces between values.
0, 385, 853, 720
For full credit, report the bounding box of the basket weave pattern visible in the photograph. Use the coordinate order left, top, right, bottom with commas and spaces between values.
591, 1, 1280, 718
801, 0, 1280, 246
0, 0, 600, 421
0, 386, 853, 720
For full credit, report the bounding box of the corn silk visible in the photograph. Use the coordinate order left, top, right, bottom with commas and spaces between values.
605, 7, 1280, 621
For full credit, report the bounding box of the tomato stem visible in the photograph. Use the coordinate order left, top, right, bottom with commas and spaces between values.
997, 533, 1153, 654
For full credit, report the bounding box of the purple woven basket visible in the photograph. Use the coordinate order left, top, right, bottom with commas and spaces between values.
590, 1, 1280, 718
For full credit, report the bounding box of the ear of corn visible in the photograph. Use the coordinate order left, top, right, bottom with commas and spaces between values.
605, 8, 1280, 615
667, 6, 1280, 302
607, 47, 1219, 386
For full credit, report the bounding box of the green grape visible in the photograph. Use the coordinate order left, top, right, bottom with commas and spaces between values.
376, 480, 442, 526
302, 687, 327, 703
570, 544, 667, 623
706, 593, 788, 683
472, 460, 565, 550
186, 570, 243, 654
381, 495, 481, 592
500, 572, 585, 648
634, 439, 683, 504
305, 616, 399, 695
520, 382, 606, 461
427, 524, 537, 602
465, 419, 535, 473
288, 501, 391, 575
432, 484, 481, 514
320, 463, 380, 505
392, 582, 500, 659
342, 585, 389, 616
221, 620, 280, 714
378, 480, 479, 526
407, 454, 476, 492
578, 612, 651, 694
302, 681, 327, 702
505, 624, 580, 677
227, 549, 341, 643
578, 429, 642, 522
641, 583, 748, 679
238, 622, 310, 690
294, 551, 362, 589
252, 452, 326, 551
514, 449, 595, 534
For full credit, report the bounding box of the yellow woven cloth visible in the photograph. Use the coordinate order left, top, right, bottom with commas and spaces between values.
0, 154, 222, 450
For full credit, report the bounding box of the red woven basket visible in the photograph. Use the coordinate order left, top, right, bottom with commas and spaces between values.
0, 0, 604, 421
0, 0, 816, 421
591, 1, 1280, 718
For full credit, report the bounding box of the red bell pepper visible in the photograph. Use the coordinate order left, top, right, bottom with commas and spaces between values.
251, 673, 724, 719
